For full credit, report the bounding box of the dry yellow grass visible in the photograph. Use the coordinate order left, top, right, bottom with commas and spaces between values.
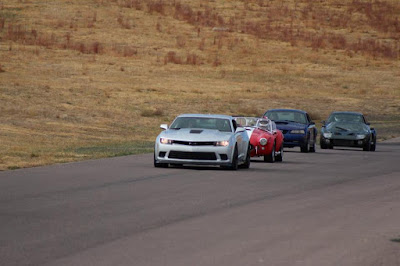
1, 0, 399, 170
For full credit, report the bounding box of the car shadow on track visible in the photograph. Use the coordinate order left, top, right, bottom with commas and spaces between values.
168, 165, 221, 171
167, 162, 293, 172
281, 149, 302, 153
249, 160, 301, 165
282, 149, 322, 154
249, 157, 313, 165
326, 147, 384, 153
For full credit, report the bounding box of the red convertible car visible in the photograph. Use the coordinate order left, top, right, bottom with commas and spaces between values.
235, 117, 284, 162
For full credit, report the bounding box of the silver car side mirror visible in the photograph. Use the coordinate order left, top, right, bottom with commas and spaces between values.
160, 124, 168, 130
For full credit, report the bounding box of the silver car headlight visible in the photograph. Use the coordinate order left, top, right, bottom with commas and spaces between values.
323, 132, 332, 138
291, 129, 305, 134
160, 138, 173, 144
215, 140, 229, 147
260, 138, 267, 146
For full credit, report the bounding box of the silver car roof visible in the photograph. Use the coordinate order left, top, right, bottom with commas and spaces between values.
177, 114, 233, 120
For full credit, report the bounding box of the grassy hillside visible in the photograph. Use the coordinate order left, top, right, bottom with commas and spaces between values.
0, 0, 399, 170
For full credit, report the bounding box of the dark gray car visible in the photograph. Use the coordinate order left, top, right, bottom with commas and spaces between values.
320, 112, 376, 151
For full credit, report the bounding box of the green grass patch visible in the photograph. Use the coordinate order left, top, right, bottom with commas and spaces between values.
69, 141, 154, 158
391, 238, 400, 243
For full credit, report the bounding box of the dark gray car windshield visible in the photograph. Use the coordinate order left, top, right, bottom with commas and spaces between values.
265, 111, 307, 124
170, 117, 232, 132
327, 113, 364, 123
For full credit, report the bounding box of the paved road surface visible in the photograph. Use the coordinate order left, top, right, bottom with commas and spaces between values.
1, 140, 399, 266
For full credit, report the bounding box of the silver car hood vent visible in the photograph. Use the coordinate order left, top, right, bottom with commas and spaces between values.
190, 130, 203, 134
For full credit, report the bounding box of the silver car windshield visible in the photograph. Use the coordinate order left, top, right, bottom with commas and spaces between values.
170, 117, 232, 132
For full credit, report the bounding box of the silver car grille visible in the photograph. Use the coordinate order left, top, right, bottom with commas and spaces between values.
172, 140, 216, 146
168, 151, 217, 160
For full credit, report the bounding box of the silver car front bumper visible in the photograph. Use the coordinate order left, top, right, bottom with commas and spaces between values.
155, 143, 234, 166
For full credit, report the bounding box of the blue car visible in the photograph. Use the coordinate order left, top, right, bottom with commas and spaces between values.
263, 109, 317, 153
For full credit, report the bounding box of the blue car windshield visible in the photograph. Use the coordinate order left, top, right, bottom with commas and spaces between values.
170, 117, 232, 132
265, 111, 307, 124
327, 113, 364, 123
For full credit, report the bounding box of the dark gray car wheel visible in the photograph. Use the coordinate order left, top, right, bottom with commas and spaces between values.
363, 137, 372, 151
320, 139, 328, 149
370, 136, 376, 151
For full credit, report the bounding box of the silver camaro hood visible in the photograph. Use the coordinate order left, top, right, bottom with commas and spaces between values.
159, 128, 232, 142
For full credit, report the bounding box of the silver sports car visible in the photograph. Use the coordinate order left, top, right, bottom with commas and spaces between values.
154, 114, 251, 170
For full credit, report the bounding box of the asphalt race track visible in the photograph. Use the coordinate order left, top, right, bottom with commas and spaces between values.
1, 139, 400, 266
